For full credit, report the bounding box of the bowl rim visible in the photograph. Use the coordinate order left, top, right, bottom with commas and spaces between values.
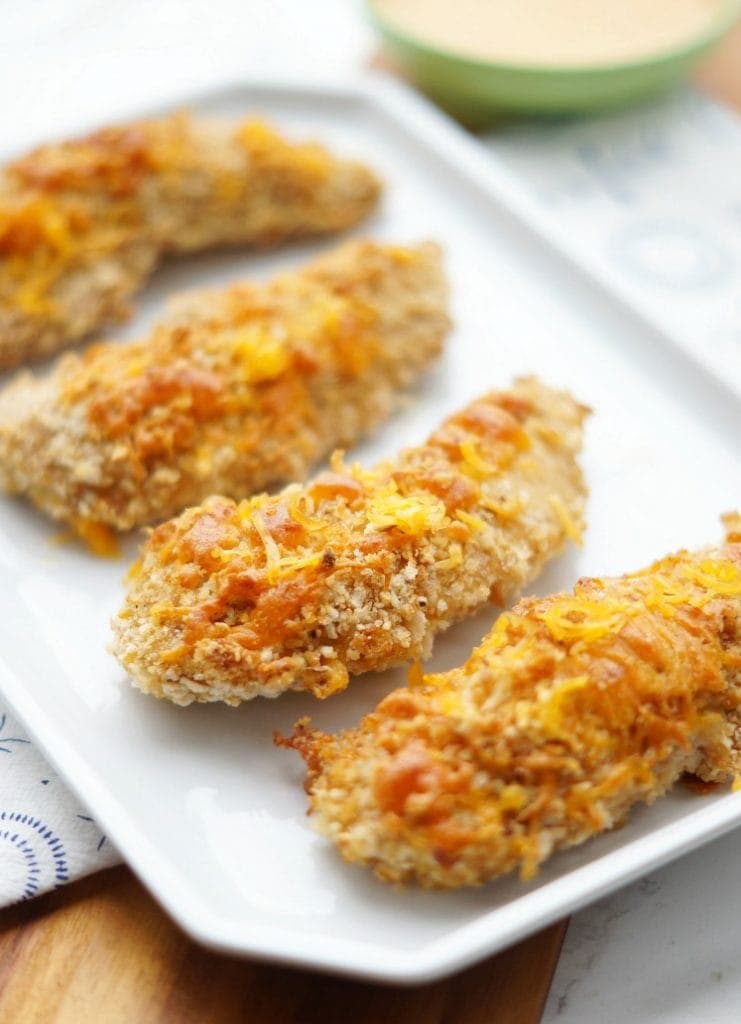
365, 0, 741, 77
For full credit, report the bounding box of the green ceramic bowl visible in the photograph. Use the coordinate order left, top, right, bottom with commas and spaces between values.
366, 1, 741, 123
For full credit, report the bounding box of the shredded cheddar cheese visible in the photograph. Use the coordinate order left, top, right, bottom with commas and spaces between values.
548, 492, 583, 546
291, 524, 741, 890
126, 559, 143, 581
682, 559, 741, 598
112, 378, 588, 716
459, 439, 497, 479
74, 519, 120, 558
0, 111, 381, 373
455, 509, 487, 533
287, 490, 327, 534
435, 542, 464, 571
541, 596, 633, 643
481, 495, 523, 520
407, 660, 425, 687
231, 326, 291, 383
238, 120, 333, 182
540, 674, 590, 737
366, 485, 448, 536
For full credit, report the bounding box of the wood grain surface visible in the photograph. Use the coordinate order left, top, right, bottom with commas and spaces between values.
0, 29, 739, 1024
0, 867, 566, 1024
696, 20, 741, 107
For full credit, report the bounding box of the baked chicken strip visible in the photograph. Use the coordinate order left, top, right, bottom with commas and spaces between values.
0, 240, 447, 542
112, 377, 588, 705
0, 113, 380, 369
284, 516, 741, 888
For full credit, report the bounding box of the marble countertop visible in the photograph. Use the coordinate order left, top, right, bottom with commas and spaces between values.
544, 827, 741, 1022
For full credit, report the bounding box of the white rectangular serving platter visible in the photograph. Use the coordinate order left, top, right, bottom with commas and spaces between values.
1, 78, 740, 985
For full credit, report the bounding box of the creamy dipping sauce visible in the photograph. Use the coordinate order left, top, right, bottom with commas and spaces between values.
374, 0, 727, 67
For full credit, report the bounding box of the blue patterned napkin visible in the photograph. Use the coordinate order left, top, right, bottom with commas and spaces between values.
0, 706, 120, 904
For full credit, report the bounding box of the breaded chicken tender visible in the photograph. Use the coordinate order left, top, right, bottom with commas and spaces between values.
284, 516, 741, 888
0, 113, 381, 369
112, 377, 588, 705
0, 240, 447, 542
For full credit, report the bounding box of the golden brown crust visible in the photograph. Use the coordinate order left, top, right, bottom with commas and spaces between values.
112, 377, 588, 705
0, 114, 381, 369
290, 522, 741, 888
0, 240, 448, 536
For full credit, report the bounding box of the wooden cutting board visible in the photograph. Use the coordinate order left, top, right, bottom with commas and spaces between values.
0, 26, 738, 1024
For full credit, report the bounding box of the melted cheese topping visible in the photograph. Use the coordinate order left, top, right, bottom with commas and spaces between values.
59, 277, 380, 470
0, 114, 346, 319
366, 484, 448, 536
313, 536, 741, 886
138, 383, 581, 656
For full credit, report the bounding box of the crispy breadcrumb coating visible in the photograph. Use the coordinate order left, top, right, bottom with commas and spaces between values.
0, 240, 448, 540
112, 377, 588, 705
284, 515, 741, 888
0, 113, 381, 369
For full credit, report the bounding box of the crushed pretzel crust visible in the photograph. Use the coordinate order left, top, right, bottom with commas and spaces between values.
112, 377, 588, 705
0, 240, 448, 534
0, 113, 381, 369
287, 519, 741, 888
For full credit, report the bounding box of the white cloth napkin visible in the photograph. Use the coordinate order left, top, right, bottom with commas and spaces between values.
0, 705, 120, 903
